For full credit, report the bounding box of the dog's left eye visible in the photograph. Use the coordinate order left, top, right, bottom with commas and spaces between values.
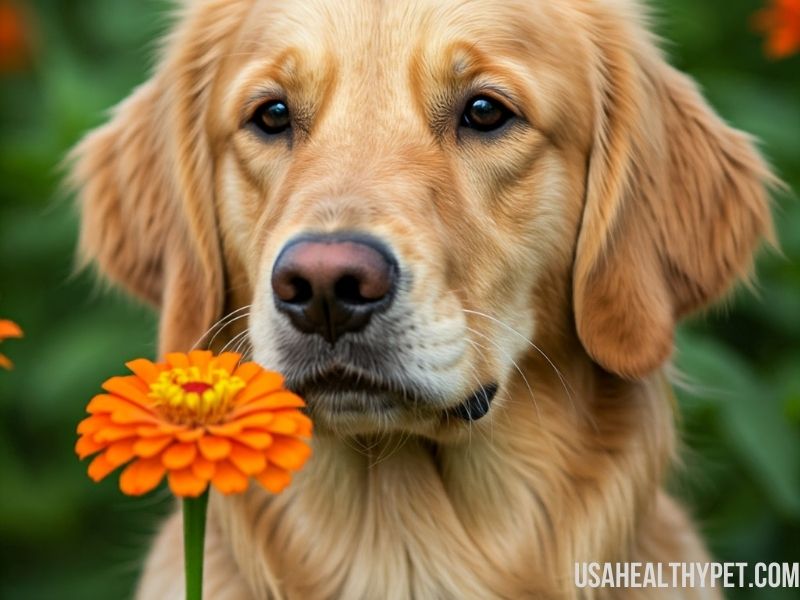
251, 100, 291, 135
460, 95, 513, 132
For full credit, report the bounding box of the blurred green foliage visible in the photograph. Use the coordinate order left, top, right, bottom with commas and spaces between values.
0, 0, 798, 598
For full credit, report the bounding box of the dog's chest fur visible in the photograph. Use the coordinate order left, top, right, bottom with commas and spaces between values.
213, 381, 679, 600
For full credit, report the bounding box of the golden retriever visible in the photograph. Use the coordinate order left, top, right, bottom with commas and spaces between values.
70, 0, 774, 598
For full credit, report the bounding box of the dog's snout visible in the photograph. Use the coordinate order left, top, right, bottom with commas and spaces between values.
271, 234, 397, 344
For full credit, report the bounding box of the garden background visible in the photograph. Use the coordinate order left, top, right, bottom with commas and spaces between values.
0, 0, 798, 597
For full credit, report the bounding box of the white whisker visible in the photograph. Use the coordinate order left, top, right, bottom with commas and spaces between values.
191, 304, 252, 350
466, 329, 541, 424
208, 312, 251, 351
232, 330, 253, 358
461, 308, 576, 407
220, 329, 251, 354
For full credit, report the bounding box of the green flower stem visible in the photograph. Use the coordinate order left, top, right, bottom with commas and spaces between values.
183, 489, 209, 600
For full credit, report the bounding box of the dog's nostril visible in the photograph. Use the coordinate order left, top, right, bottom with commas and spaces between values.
288, 276, 313, 304
335, 274, 369, 305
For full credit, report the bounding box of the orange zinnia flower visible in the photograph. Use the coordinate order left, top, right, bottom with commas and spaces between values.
76, 351, 312, 497
753, 0, 800, 58
0, 319, 23, 369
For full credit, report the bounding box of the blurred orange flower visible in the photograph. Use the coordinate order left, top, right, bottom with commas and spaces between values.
0, 0, 31, 72
0, 319, 23, 369
753, 0, 800, 58
76, 351, 312, 497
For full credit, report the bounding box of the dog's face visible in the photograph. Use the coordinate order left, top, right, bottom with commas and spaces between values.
214, 0, 590, 435
73, 0, 771, 438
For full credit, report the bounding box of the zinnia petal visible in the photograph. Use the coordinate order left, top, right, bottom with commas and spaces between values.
0, 319, 23, 338
211, 460, 249, 494
233, 361, 264, 383
87, 453, 117, 481
77, 414, 111, 436
231, 393, 305, 418
168, 467, 208, 497
76, 434, 106, 459
175, 427, 204, 442
125, 358, 162, 384
265, 414, 299, 435
0, 320, 22, 369
235, 430, 273, 450
165, 352, 190, 369
93, 424, 138, 443
266, 437, 312, 471
234, 371, 286, 405
188, 350, 213, 369
198, 435, 232, 461
207, 421, 244, 436
191, 455, 216, 480
105, 439, 137, 467
86, 393, 132, 414
229, 443, 267, 475
120, 457, 167, 496
162, 442, 197, 469
108, 402, 159, 426
99, 378, 152, 408
234, 412, 276, 430
136, 423, 185, 437
256, 464, 292, 494
290, 413, 313, 437
214, 352, 242, 374
133, 435, 173, 458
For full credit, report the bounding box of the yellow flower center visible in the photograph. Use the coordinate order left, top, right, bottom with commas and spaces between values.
148, 366, 245, 426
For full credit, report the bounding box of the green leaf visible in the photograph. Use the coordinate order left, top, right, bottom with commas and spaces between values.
676, 330, 800, 518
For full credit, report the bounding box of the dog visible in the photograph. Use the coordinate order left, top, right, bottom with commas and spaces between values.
70, 0, 774, 598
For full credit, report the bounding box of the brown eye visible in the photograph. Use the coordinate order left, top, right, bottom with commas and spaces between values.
460, 95, 513, 132
252, 100, 291, 135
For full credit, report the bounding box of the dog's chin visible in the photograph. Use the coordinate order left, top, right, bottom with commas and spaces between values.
291, 382, 434, 436
301, 389, 419, 435
293, 380, 500, 437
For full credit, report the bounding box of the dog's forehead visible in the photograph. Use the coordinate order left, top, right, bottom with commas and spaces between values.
222, 0, 587, 137
237, 0, 574, 73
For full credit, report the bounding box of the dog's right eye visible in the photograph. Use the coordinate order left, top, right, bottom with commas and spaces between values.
460, 95, 514, 133
251, 100, 291, 135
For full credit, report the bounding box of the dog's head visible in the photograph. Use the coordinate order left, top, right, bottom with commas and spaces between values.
71, 0, 773, 437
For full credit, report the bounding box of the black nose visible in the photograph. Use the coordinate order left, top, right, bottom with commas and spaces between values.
271, 233, 398, 344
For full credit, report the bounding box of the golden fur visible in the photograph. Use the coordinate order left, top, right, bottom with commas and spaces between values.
70, 0, 773, 598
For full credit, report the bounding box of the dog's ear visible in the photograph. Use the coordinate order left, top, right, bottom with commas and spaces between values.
573, 13, 775, 379
70, 1, 249, 353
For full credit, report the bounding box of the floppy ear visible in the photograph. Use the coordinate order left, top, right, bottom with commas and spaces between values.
573, 15, 775, 379
70, 1, 250, 353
